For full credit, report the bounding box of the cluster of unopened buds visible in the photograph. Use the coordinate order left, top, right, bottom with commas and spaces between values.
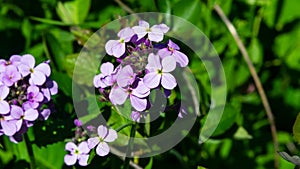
0, 54, 57, 143
64, 20, 189, 166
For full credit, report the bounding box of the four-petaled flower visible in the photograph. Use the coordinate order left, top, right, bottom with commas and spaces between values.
1, 65, 21, 86
64, 141, 91, 166
87, 125, 118, 156
94, 62, 119, 88
10, 105, 38, 131
158, 40, 189, 67
105, 27, 135, 58
133, 20, 169, 42
18, 54, 51, 85
109, 65, 150, 111
144, 53, 177, 90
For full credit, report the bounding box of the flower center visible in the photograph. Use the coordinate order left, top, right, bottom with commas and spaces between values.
157, 69, 163, 74
74, 149, 80, 155
30, 68, 34, 73
119, 38, 125, 43
146, 28, 151, 32
168, 46, 174, 52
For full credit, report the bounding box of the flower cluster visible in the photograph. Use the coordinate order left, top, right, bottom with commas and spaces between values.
64, 119, 118, 166
0, 54, 57, 143
95, 20, 189, 120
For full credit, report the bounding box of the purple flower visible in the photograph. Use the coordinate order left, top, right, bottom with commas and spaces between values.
94, 62, 116, 88
105, 27, 135, 58
41, 80, 58, 101
143, 53, 177, 90
0, 55, 21, 72
109, 78, 150, 111
18, 54, 51, 85
158, 40, 189, 67
24, 85, 44, 109
10, 105, 38, 131
116, 65, 136, 88
87, 125, 118, 156
1, 65, 21, 86
74, 119, 83, 127
0, 116, 17, 136
131, 111, 141, 122
64, 141, 90, 166
0, 85, 10, 114
132, 20, 169, 42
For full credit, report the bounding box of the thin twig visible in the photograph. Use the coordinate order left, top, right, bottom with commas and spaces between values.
110, 146, 143, 169
114, 0, 135, 14
214, 4, 279, 169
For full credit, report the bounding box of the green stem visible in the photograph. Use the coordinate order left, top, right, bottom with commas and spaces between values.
123, 122, 137, 169
116, 122, 133, 132
24, 133, 36, 169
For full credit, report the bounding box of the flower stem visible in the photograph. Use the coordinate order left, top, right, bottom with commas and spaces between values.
24, 133, 36, 169
123, 122, 137, 169
116, 122, 133, 132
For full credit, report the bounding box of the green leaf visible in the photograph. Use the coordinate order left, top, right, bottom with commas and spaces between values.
248, 38, 263, 66
145, 157, 153, 169
293, 112, 300, 144
30, 16, 71, 26
200, 104, 238, 138
51, 71, 72, 97
234, 126, 253, 140
56, 0, 91, 24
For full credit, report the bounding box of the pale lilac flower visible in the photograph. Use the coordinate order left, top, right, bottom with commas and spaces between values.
117, 65, 136, 88
41, 80, 58, 101
0, 85, 10, 114
25, 85, 44, 108
105, 27, 135, 58
10, 105, 38, 130
94, 63, 122, 89
144, 53, 177, 90
40, 109, 51, 120
1, 65, 21, 86
87, 125, 118, 157
64, 141, 90, 166
132, 20, 169, 42
0, 117, 17, 136
158, 40, 189, 67
18, 54, 51, 85
109, 79, 150, 111
131, 111, 141, 122
0, 55, 21, 72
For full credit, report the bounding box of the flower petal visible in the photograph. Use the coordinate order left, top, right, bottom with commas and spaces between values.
41, 109, 51, 120
112, 42, 126, 58
109, 85, 128, 105
1, 120, 17, 136
96, 142, 110, 156
138, 20, 150, 28
78, 141, 90, 154
31, 71, 46, 85
0, 101, 10, 114
152, 24, 169, 33
21, 54, 35, 68
87, 137, 100, 149
97, 125, 108, 138
117, 65, 135, 87
0, 85, 9, 99
161, 73, 177, 90
78, 154, 89, 166
104, 129, 118, 142
146, 53, 161, 70
18, 64, 31, 77
118, 27, 135, 42
64, 154, 77, 166
132, 80, 150, 98
35, 63, 51, 76
105, 40, 119, 56
130, 95, 147, 111
65, 142, 77, 152
157, 48, 171, 59
148, 31, 164, 42
10, 105, 23, 119
168, 40, 180, 50
143, 72, 161, 89
132, 26, 147, 40
24, 109, 38, 121
162, 56, 176, 72
173, 51, 189, 67
100, 62, 114, 75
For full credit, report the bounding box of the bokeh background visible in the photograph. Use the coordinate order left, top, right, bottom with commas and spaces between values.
0, 0, 300, 168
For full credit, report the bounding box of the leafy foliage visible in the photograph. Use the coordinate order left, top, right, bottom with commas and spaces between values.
0, 0, 300, 168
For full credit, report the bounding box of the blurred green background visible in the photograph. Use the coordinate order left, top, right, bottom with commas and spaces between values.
0, 0, 300, 168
